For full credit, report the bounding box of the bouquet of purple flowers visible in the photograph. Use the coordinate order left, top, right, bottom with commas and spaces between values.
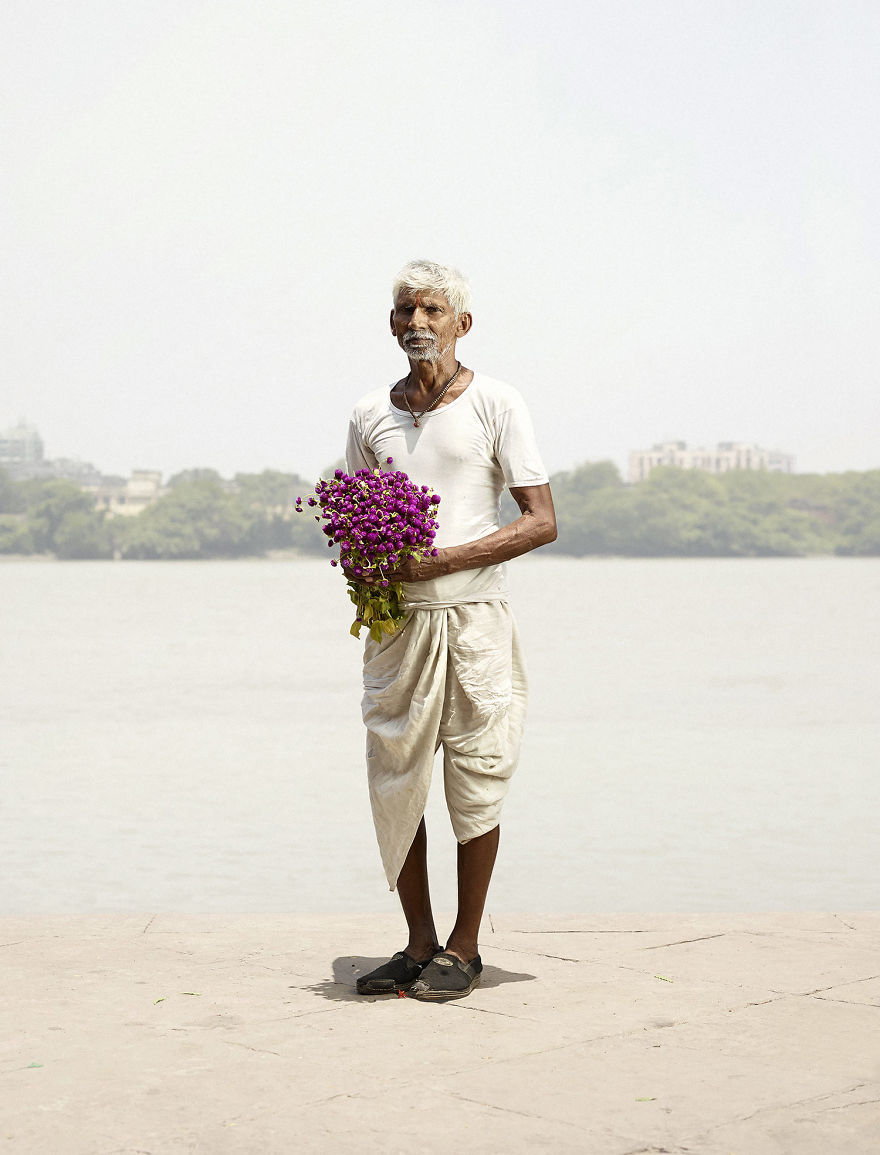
296, 459, 440, 642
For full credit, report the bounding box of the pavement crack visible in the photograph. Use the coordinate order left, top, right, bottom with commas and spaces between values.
448, 1003, 530, 1020
641, 934, 725, 950
302, 1090, 364, 1110
814, 1096, 880, 1113
512, 928, 653, 935
807, 973, 880, 996
744, 994, 787, 1007
222, 1041, 281, 1057
442, 1088, 587, 1131
621, 1146, 691, 1154
833, 914, 858, 931
812, 994, 880, 1010
141, 914, 158, 936
692, 1081, 869, 1137
490, 944, 580, 963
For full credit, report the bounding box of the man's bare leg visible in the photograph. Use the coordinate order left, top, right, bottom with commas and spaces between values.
445, 824, 500, 963
396, 817, 441, 960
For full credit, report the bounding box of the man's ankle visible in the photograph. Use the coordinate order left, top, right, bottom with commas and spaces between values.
406, 941, 439, 961
444, 942, 477, 964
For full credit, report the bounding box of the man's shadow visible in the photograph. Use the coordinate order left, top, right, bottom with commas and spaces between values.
304, 955, 537, 1002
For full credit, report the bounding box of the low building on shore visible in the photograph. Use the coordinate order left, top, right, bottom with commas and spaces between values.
86, 470, 165, 517
629, 440, 795, 484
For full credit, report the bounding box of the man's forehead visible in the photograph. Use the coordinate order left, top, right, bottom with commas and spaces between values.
394, 288, 451, 308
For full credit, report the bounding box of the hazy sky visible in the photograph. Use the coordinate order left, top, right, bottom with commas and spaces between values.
3, 0, 878, 481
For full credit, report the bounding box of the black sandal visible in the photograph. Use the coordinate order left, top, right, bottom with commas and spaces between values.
408, 951, 482, 1000
355, 950, 435, 995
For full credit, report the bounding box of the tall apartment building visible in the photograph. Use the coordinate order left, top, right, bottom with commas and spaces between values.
629, 441, 795, 484
0, 420, 44, 471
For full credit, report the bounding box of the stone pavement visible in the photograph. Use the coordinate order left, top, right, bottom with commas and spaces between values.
2, 912, 879, 1153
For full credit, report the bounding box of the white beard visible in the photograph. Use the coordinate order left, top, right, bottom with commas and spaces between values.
403, 333, 452, 362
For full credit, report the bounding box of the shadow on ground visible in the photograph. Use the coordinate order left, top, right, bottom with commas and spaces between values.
302, 956, 537, 1002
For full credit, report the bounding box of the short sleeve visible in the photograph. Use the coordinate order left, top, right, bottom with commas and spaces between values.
494, 393, 549, 488
345, 415, 378, 474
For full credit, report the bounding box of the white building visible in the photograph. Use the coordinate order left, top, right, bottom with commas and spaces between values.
629, 441, 795, 484
86, 470, 165, 516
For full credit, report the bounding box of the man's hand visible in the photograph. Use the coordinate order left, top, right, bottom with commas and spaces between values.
342, 551, 448, 585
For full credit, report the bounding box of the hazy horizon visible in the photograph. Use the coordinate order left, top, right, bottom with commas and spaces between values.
2, 419, 873, 485
5, 1, 879, 482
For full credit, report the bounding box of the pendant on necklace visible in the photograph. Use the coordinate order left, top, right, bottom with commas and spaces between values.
413, 418, 420, 428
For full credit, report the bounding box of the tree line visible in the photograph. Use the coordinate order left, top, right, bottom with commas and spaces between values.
1, 462, 878, 560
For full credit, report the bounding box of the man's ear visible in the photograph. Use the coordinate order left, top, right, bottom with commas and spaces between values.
390, 307, 397, 336
456, 312, 473, 338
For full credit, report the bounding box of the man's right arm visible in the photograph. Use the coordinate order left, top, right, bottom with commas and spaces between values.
375, 482, 557, 586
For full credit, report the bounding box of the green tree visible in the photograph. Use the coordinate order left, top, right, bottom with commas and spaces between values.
545, 461, 624, 554
833, 470, 880, 555
0, 469, 25, 514
116, 477, 260, 559
54, 511, 113, 559
0, 514, 34, 554
233, 470, 319, 551
167, 468, 224, 489
18, 479, 99, 554
545, 463, 844, 557
234, 469, 307, 510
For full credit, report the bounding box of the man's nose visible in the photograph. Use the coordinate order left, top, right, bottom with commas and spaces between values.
407, 306, 427, 328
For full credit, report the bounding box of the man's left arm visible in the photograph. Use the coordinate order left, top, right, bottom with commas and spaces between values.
381, 483, 556, 583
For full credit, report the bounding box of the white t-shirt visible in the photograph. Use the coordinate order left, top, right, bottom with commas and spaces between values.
345, 372, 548, 606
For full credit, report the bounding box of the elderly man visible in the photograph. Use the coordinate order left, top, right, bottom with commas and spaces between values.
346, 259, 556, 1000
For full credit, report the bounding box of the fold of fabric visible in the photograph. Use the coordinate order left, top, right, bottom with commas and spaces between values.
361, 601, 527, 889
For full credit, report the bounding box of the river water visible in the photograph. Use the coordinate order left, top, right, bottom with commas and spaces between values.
2, 556, 878, 914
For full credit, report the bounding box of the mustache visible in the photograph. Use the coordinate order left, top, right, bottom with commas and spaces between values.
402, 331, 437, 345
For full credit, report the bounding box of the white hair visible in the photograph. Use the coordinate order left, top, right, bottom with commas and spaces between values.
392, 259, 472, 318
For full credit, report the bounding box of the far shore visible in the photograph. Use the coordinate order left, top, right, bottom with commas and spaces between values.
3, 550, 873, 563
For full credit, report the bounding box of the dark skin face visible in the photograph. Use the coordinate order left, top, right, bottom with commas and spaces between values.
389, 289, 473, 406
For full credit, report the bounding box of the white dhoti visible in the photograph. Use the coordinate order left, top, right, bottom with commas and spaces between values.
361, 599, 527, 890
